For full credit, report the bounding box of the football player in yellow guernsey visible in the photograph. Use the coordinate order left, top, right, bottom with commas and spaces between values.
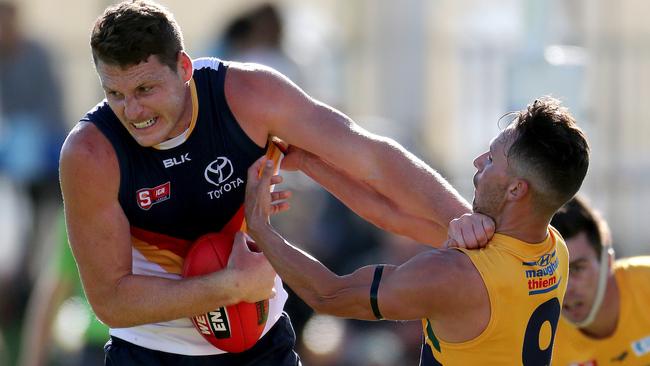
551, 196, 650, 366
242, 97, 590, 366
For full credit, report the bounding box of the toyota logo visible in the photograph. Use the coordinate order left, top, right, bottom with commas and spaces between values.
204, 157, 234, 186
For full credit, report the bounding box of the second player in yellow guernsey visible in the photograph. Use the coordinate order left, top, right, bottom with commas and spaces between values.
242, 98, 589, 365
423, 230, 568, 365
551, 197, 650, 366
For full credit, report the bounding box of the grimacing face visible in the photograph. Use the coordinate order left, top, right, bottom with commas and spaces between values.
562, 231, 601, 323
97, 53, 193, 147
472, 129, 513, 218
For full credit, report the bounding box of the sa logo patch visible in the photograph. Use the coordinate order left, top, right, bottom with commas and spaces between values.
136, 182, 171, 210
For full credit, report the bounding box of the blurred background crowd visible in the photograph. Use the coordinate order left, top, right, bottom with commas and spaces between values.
1, 0, 648, 365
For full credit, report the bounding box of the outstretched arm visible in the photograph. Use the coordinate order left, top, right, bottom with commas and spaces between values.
226, 63, 471, 238
244, 157, 489, 328
278, 144, 494, 248
278, 144, 448, 245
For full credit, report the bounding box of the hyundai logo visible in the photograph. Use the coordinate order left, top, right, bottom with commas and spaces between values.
537, 254, 552, 267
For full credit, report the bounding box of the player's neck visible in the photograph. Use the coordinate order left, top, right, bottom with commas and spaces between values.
494, 210, 549, 244
579, 275, 619, 339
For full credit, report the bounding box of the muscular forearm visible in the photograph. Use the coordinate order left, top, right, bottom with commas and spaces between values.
247, 224, 362, 317
248, 224, 332, 305
362, 137, 471, 224
89, 270, 245, 328
300, 152, 448, 245
235, 68, 468, 231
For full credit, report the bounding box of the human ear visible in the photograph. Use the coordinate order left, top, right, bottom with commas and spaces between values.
507, 179, 529, 201
177, 51, 193, 82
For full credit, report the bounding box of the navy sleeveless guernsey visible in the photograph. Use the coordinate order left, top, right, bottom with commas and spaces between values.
81, 58, 288, 355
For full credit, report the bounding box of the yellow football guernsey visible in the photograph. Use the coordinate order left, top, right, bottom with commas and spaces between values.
553, 256, 650, 366
420, 227, 569, 366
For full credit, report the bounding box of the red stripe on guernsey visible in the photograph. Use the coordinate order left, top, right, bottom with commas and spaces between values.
130, 208, 244, 258
222, 205, 245, 236
130, 226, 193, 258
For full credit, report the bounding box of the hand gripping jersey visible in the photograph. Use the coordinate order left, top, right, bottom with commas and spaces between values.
420, 227, 569, 366
552, 256, 650, 366
81, 58, 288, 355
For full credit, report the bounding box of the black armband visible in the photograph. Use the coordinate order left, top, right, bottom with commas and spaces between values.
370, 265, 385, 320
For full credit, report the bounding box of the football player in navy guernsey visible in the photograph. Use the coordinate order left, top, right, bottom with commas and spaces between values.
59, 1, 492, 365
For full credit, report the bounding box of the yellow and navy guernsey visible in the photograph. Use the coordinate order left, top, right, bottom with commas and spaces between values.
81, 58, 287, 355
420, 227, 569, 366
553, 256, 650, 366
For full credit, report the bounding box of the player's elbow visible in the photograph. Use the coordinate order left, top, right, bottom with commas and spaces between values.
308, 287, 360, 318
87, 292, 133, 328
93, 306, 138, 328
292, 275, 356, 317
308, 295, 342, 316
91, 301, 121, 328
292, 284, 340, 315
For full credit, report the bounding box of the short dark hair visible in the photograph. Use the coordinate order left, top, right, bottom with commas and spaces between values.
90, 0, 184, 70
551, 195, 611, 258
506, 97, 590, 213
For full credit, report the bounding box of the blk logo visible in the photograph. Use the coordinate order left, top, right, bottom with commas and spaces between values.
204, 157, 234, 186
163, 153, 191, 168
